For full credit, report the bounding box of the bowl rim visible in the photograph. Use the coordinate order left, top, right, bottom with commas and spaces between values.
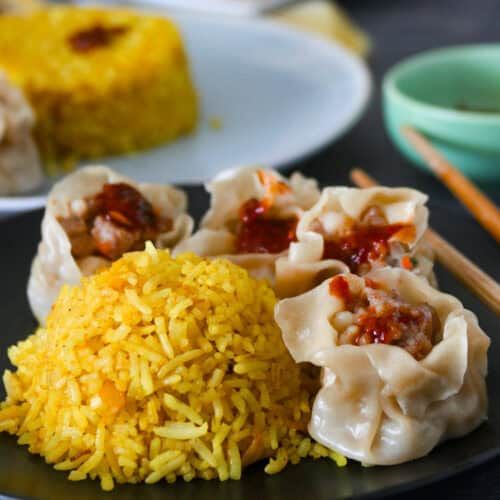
383, 44, 500, 123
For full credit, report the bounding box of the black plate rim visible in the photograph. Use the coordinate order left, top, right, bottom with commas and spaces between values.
0, 439, 499, 500
352, 446, 500, 500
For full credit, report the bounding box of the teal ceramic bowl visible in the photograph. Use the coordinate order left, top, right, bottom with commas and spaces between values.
383, 45, 500, 181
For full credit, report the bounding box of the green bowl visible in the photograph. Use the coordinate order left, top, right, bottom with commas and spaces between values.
383, 45, 500, 181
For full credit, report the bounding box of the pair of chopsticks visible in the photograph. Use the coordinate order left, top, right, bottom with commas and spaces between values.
352, 126, 500, 316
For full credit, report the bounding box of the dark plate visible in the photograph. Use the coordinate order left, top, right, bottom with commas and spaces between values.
0, 197, 498, 500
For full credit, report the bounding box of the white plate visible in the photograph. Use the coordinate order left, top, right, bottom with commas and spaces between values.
0, 11, 371, 214
96, 0, 301, 17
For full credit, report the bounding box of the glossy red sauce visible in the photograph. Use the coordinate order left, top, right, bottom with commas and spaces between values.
235, 198, 297, 254
95, 183, 161, 230
354, 303, 426, 345
364, 278, 381, 289
68, 25, 128, 53
323, 223, 410, 273
329, 276, 352, 305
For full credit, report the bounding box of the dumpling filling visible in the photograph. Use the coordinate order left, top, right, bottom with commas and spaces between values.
58, 182, 173, 267
329, 275, 441, 360
232, 170, 299, 254
320, 206, 416, 274
175, 166, 320, 270
235, 198, 298, 254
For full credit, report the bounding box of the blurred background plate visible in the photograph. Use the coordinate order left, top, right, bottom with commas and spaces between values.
0, 8, 370, 215
93, 0, 304, 16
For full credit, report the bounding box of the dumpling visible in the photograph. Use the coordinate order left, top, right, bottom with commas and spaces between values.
175, 166, 320, 282
28, 165, 193, 324
0, 72, 43, 195
275, 186, 435, 297
275, 268, 489, 465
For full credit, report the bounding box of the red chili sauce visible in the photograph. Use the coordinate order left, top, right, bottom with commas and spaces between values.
323, 223, 411, 273
59, 183, 172, 261
329, 277, 438, 360
235, 198, 297, 254
68, 25, 128, 53
329, 276, 352, 306
95, 183, 157, 230
354, 303, 426, 345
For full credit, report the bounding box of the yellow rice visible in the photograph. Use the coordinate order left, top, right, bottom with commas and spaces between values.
0, 6, 198, 171
0, 247, 345, 490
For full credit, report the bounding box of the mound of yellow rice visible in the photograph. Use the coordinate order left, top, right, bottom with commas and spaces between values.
0, 6, 198, 171
0, 247, 345, 490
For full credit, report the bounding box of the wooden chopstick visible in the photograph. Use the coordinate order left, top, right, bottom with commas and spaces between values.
401, 126, 500, 243
350, 168, 500, 316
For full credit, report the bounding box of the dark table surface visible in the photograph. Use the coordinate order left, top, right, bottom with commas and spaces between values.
1, 0, 499, 499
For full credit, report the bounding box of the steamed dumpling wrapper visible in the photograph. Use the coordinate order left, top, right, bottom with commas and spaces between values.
0, 72, 43, 195
275, 186, 435, 298
28, 165, 193, 324
275, 268, 489, 465
175, 166, 320, 282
